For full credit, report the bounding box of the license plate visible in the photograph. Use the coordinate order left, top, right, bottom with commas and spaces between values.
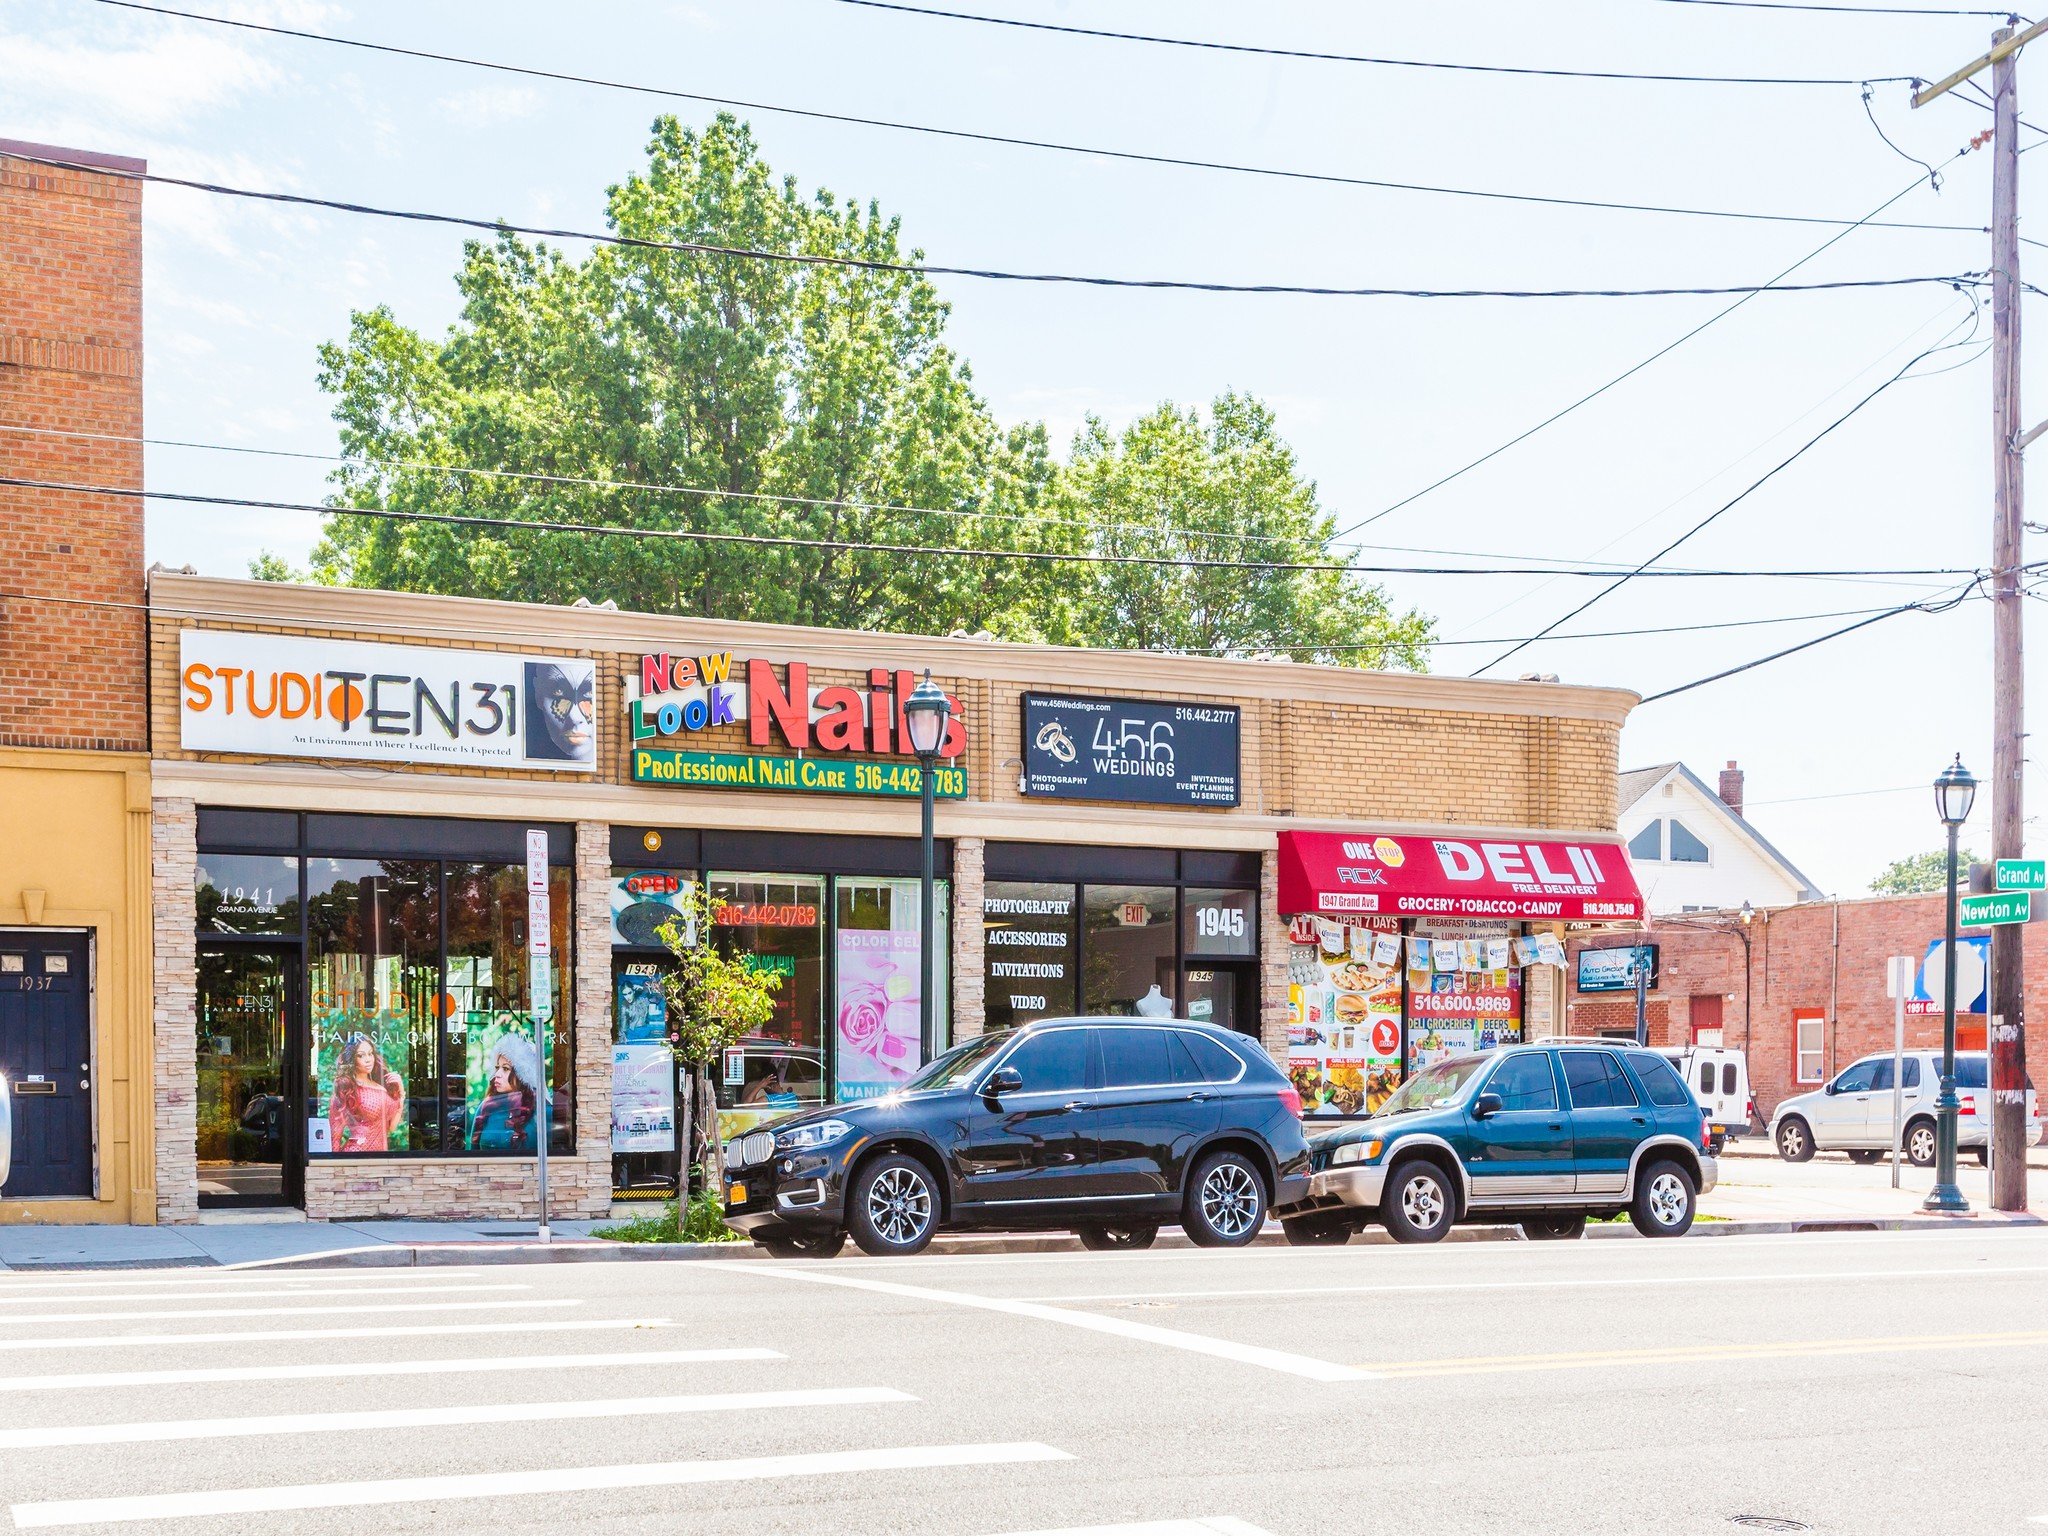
1710, 1125, 1725, 1135
728, 1182, 747, 1205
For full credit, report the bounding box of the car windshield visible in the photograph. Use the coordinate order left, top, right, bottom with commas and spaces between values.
1375, 1056, 1490, 1116
902, 1031, 1012, 1091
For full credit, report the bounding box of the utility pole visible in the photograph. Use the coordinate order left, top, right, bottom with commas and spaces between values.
1914, 23, 2042, 1211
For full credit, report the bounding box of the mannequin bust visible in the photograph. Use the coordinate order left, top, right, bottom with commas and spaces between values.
1134, 984, 1173, 1018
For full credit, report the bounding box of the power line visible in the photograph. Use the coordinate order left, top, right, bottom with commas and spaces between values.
0, 474, 2009, 579
1651, 0, 2015, 14
74, 2, 1991, 237
824, 0, 1908, 83
6, 150, 1982, 302
1266, 601, 1931, 650
1467, 330, 1972, 676
1333, 150, 1977, 537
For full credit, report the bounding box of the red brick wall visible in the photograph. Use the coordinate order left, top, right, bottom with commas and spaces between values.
0, 141, 146, 751
1567, 895, 2046, 1122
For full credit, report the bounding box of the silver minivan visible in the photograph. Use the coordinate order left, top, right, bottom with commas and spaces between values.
1770, 1051, 2040, 1166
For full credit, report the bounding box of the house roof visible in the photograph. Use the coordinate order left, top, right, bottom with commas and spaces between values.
1617, 761, 1824, 902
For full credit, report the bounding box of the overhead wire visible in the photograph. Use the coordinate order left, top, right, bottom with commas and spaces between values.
71, 3, 1992, 237
1651, 0, 2016, 14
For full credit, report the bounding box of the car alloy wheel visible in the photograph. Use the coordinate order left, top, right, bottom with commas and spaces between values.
1077, 1223, 1159, 1252
1907, 1122, 1937, 1167
1201, 1161, 1262, 1241
1776, 1119, 1812, 1162
866, 1164, 933, 1247
1400, 1172, 1445, 1232
1646, 1172, 1688, 1229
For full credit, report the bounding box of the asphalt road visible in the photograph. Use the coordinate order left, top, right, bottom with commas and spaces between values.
1, 1229, 2045, 1535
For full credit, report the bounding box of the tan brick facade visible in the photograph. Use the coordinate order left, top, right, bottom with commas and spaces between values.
150, 797, 197, 1225
951, 836, 986, 1038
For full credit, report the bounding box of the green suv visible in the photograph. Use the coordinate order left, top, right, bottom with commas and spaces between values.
1276, 1040, 1717, 1244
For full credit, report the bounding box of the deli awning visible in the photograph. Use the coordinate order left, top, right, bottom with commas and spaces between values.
1276, 830, 1644, 922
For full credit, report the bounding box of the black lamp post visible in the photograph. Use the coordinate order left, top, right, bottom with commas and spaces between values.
903, 670, 953, 1068
1926, 754, 1977, 1214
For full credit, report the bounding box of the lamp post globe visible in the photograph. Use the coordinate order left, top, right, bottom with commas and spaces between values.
903, 670, 952, 1070
1926, 754, 1976, 1213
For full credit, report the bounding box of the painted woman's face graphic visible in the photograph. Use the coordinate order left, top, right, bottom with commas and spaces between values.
524, 663, 594, 761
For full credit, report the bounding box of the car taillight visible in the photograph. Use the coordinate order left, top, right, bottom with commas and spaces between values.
1701, 1119, 1714, 1151
1278, 1086, 1303, 1118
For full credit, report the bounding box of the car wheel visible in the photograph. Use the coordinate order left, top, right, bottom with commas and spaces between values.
1381, 1160, 1454, 1244
1281, 1213, 1355, 1246
846, 1153, 940, 1257
1905, 1118, 1938, 1167
1846, 1149, 1883, 1165
1973, 1147, 1990, 1167
758, 1230, 847, 1260
1076, 1223, 1159, 1252
1520, 1211, 1587, 1241
1182, 1150, 1267, 1248
1775, 1117, 1814, 1163
1631, 1160, 1696, 1238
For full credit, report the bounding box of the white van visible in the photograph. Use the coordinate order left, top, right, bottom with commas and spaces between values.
1658, 1046, 1753, 1150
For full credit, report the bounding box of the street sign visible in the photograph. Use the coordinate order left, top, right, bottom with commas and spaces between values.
1960, 891, 2031, 927
1994, 858, 2046, 891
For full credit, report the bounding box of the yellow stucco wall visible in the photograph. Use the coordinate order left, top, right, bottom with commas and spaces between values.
0, 749, 153, 1224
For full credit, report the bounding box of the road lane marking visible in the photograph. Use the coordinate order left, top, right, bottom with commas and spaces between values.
0, 1299, 577, 1325
1031, 1263, 2048, 1304
1360, 1328, 2048, 1378
0, 1318, 676, 1352
746, 1268, 1373, 1382
0, 1348, 782, 1393
985, 1522, 1274, 1536
8, 1441, 1074, 1526
0, 1269, 507, 1289
0, 1284, 531, 1305
0, 1385, 915, 1447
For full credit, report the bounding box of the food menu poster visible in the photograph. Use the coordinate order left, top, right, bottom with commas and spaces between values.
1405, 918, 1523, 1073
1286, 914, 1403, 1117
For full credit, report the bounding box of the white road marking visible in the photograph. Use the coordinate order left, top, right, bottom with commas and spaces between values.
0, 1385, 915, 1447
0, 1268, 507, 1289
8, 1441, 1073, 1526
0, 1317, 675, 1352
0, 1299, 577, 1324
747, 1268, 1373, 1382
0, 1347, 781, 1393
985, 1522, 1274, 1536
0, 1284, 529, 1305
1030, 1263, 2048, 1304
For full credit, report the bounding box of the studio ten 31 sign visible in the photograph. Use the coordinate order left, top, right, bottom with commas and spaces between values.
179, 631, 596, 771
1021, 692, 1240, 807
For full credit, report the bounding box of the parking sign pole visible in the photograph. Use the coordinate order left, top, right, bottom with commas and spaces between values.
526, 828, 552, 1244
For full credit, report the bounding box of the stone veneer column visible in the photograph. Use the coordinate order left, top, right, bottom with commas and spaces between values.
571, 820, 614, 1214
1258, 848, 1290, 1066
151, 796, 198, 1225
950, 836, 985, 1040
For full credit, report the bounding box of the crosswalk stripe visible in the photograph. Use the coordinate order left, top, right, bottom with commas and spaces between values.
0, 1347, 782, 1393
0, 1317, 675, 1352
0, 1270, 504, 1291
8, 1441, 1073, 1526
0, 1385, 916, 1447
0, 1284, 530, 1305
983, 1522, 1276, 1536
0, 1299, 577, 1325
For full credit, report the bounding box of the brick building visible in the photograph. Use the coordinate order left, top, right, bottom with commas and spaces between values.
1566, 894, 2046, 1124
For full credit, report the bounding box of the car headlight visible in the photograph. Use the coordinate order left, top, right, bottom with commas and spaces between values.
775, 1118, 854, 1153
1331, 1139, 1383, 1166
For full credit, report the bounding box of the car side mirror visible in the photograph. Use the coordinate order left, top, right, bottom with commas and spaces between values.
1472, 1092, 1503, 1120
1822, 1082, 1836, 1096
984, 1066, 1022, 1098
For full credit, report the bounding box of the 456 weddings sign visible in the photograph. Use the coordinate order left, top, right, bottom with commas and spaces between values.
1021, 692, 1240, 807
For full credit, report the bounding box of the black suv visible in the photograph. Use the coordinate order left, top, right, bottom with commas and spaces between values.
722, 1016, 1312, 1257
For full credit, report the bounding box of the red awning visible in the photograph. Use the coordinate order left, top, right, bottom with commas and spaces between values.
1276, 830, 1644, 922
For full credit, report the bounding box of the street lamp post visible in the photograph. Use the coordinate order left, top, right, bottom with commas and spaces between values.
1927, 755, 1978, 1214
903, 671, 953, 1069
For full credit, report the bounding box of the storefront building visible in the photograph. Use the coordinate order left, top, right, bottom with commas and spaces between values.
140, 570, 1642, 1222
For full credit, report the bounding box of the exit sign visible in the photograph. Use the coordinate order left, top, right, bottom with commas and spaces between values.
1960, 891, 2031, 927
1995, 859, 2046, 891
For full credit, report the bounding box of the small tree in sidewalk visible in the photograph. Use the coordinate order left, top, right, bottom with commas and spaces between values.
655, 883, 783, 1201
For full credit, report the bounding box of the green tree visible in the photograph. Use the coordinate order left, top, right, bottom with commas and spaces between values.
1869, 848, 1977, 894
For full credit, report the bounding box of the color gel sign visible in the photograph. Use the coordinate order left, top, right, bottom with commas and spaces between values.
179, 631, 596, 771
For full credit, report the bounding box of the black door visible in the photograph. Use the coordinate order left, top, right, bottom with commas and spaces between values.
0, 931, 94, 1199
196, 945, 304, 1207
1183, 962, 1260, 1039
1090, 1025, 1218, 1203
952, 1025, 1100, 1212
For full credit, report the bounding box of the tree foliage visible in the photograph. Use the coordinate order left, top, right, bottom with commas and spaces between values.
1869, 848, 1976, 895
310, 113, 1431, 666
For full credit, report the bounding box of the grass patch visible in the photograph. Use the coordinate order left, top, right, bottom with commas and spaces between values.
592, 1190, 743, 1245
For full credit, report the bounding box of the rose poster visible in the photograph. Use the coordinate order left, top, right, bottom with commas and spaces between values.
835, 927, 922, 1100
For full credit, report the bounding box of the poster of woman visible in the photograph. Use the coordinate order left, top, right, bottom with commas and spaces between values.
834, 928, 921, 1100
466, 1020, 547, 1153
323, 1030, 406, 1153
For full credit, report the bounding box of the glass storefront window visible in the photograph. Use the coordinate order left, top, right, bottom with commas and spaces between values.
447, 863, 574, 1155
306, 859, 439, 1154
1084, 885, 1177, 1015
983, 881, 1077, 1031
195, 855, 302, 936
1406, 917, 1523, 1074
709, 873, 826, 1111
195, 946, 288, 1200
835, 876, 950, 1100
1182, 887, 1256, 959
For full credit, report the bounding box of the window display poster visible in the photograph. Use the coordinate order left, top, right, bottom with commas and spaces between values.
313, 965, 413, 1155
464, 1015, 552, 1153
611, 1043, 677, 1153
617, 969, 668, 1042
1406, 917, 1522, 1071
1287, 914, 1401, 1116
612, 870, 692, 948
835, 927, 923, 1099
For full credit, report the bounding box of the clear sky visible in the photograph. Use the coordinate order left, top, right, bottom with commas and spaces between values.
5, 0, 2038, 897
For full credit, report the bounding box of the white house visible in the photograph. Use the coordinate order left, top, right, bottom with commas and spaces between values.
1618, 760, 1821, 913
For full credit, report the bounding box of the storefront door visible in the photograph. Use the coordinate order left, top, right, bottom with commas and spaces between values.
1182, 962, 1257, 1038
0, 930, 94, 1199
196, 945, 303, 1208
